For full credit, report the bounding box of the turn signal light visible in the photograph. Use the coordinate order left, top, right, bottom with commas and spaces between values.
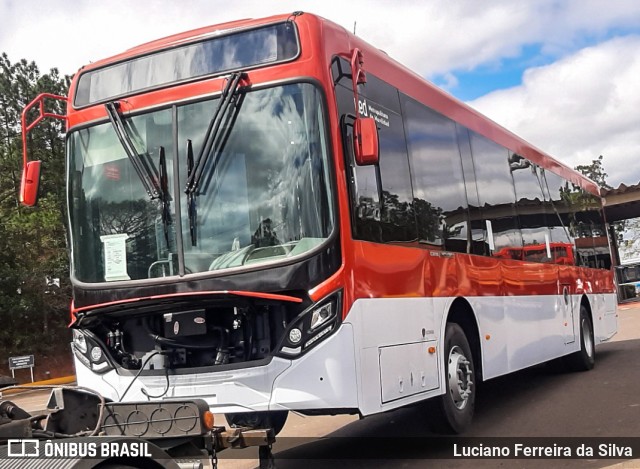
202, 410, 215, 430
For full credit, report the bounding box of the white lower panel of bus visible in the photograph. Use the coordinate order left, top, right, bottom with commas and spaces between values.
74, 292, 617, 417
74, 325, 360, 413
348, 292, 616, 416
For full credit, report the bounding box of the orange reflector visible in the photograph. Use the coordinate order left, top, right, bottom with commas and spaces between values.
202, 410, 215, 430
428, 346, 436, 354
485, 335, 491, 341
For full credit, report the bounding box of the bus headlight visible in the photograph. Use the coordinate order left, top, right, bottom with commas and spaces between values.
279, 290, 341, 357
72, 329, 87, 354
310, 302, 334, 331
71, 329, 114, 374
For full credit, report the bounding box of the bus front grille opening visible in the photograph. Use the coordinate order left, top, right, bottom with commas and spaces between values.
76, 300, 296, 373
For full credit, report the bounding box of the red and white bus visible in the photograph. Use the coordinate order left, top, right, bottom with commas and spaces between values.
21, 11, 617, 434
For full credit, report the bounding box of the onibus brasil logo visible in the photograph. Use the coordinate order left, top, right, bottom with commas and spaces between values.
7, 439, 152, 458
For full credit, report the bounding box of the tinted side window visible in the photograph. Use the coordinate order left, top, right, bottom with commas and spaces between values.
570, 188, 611, 269
401, 95, 468, 252
541, 170, 575, 264
510, 154, 554, 263
358, 73, 402, 114
364, 95, 416, 243
456, 126, 486, 256
335, 85, 382, 242
469, 131, 522, 257
590, 197, 612, 270
335, 78, 416, 243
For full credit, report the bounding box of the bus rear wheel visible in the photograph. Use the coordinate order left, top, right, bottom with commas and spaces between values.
225, 410, 288, 436
565, 305, 595, 371
429, 322, 475, 434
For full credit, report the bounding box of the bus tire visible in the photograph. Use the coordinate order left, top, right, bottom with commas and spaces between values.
226, 410, 288, 435
566, 305, 595, 371
429, 322, 475, 434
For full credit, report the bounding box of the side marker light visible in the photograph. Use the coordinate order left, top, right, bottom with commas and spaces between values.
202, 410, 215, 430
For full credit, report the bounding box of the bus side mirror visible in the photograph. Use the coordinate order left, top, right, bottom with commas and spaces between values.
20, 160, 42, 206
354, 117, 379, 166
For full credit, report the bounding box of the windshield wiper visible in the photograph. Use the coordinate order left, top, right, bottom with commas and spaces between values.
158, 146, 171, 246
184, 72, 246, 196
105, 101, 161, 200
186, 140, 197, 246
185, 72, 247, 246
105, 101, 172, 248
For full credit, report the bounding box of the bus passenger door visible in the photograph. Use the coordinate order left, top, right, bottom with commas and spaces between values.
559, 283, 576, 344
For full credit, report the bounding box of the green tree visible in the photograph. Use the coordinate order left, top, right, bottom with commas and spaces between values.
574, 155, 625, 245
0, 53, 71, 367
575, 155, 611, 190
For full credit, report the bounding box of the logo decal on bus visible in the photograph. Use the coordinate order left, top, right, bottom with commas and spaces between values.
357, 99, 390, 128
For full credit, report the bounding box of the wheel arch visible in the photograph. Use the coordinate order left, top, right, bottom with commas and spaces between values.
580, 294, 594, 328
580, 294, 592, 314
564, 293, 596, 371
445, 297, 483, 382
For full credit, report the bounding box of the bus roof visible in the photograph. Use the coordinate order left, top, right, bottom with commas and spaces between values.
71, 11, 600, 197
319, 17, 601, 196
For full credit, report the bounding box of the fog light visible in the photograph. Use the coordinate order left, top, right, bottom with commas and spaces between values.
90, 346, 103, 362
289, 328, 302, 344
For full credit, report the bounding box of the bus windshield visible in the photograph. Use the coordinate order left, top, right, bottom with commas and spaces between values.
68, 83, 334, 283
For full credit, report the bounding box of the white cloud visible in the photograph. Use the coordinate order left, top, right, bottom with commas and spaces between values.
1, 1, 639, 187
468, 35, 640, 187
347, 0, 640, 77
3, 1, 640, 77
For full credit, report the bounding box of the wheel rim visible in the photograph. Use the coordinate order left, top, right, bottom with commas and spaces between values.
447, 345, 473, 410
582, 317, 594, 359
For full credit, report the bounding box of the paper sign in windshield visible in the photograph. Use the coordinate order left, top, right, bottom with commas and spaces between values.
100, 233, 131, 282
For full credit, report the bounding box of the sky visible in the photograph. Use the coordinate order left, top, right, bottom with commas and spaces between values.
2, 0, 640, 187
